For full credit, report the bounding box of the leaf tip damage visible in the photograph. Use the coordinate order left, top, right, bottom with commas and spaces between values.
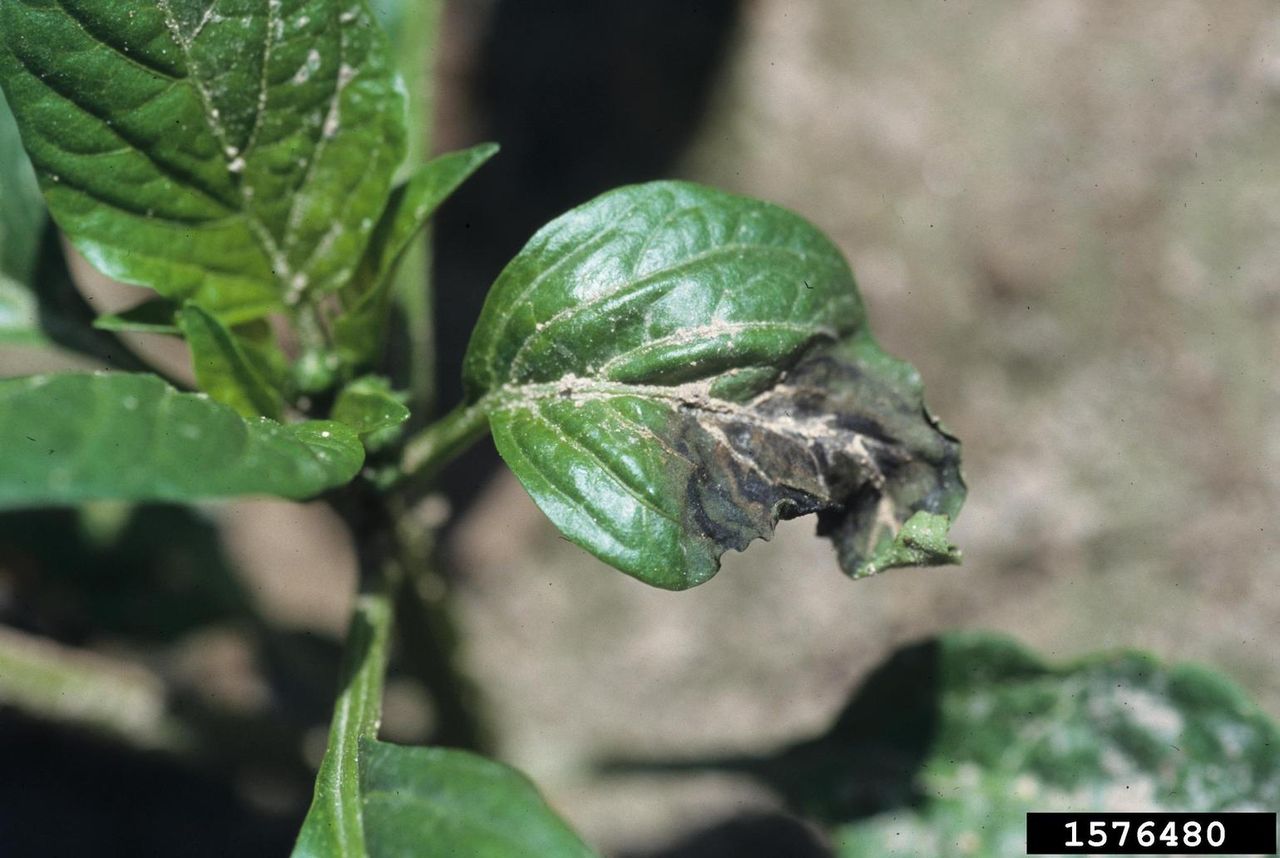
466, 180, 966, 590
847, 509, 962, 579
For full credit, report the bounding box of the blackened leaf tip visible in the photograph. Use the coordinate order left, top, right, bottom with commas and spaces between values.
465, 181, 966, 588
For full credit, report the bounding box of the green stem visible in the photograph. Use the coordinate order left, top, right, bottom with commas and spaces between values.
394, 0, 443, 414
292, 488, 395, 858
0, 624, 189, 752
399, 400, 490, 483
388, 498, 493, 750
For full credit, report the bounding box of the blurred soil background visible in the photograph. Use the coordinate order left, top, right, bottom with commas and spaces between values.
2, 1, 1278, 856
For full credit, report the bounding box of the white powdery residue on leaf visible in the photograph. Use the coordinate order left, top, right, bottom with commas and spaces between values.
1120, 688, 1185, 744
285, 272, 308, 305
292, 48, 322, 85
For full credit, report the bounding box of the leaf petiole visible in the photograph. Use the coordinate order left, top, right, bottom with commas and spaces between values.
398, 400, 491, 485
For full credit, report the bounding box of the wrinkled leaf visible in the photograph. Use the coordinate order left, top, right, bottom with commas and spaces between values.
332, 375, 409, 438
0, 86, 44, 343
334, 143, 498, 367
463, 180, 964, 589
359, 740, 598, 858
0, 0, 405, 318
93, 297, 180, 334
177, 302, 282, 419
0, 372, 361, 507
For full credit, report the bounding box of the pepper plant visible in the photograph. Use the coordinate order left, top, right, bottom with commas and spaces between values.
0, 1, 967, 853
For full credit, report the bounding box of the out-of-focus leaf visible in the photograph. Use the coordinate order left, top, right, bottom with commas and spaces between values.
3, 91, 154, 366
463, 180, 964, 589
830, 636, 1280, 855
0, 373, 361, 507
177, 303, 282, 419
334, 144, 498, 367
359, 740, 598, 858
93, 298, 180, 335
332, 376, 410, 439
0, 0, 405, 318
0, 86, 45, 343
615, 634, 1280, 856
0, 505, 247, 641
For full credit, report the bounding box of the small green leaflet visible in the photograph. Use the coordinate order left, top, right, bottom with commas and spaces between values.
0, 0, 405, 319
332, 375, 409, 437
0, 373, 361, 507
177, 302, 283, 419
463, 181, 965, 589
334, 143, 499, 367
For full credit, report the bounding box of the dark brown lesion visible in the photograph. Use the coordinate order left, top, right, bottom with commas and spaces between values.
674, 333, 965, 576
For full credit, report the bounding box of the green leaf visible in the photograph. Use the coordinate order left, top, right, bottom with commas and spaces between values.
829, 635, 1280, 855
334, 143, 498, 367
93, 297, 180, 334
294, 586, 596, 858
0, 0, 406, 318
619, 634, 1280, 855
0, 274, 41, 345
0, 372, 361, 508
0, 85, 45, 343
177, 303, 282, 419
855, 510, 960, 577
359, 740, 598, 858
332, 375, 409, 438
293, 592, 390, 858
462, 180, 965, 589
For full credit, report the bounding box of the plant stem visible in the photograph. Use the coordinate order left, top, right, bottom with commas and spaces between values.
399, 400, 490, 483
0, 624, 189, 752
394, 0, 443, 414
388, 497, 492, 750
295, 486, 396, 857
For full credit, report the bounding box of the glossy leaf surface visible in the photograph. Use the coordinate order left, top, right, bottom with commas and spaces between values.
0, 0, 405, 318
0, 373, 361, 507
464, 181, 964, 588
332, 375, 409, 436
360, 740, 598, 858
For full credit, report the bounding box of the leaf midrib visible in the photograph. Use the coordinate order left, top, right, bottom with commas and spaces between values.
154, 0, 292, 283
